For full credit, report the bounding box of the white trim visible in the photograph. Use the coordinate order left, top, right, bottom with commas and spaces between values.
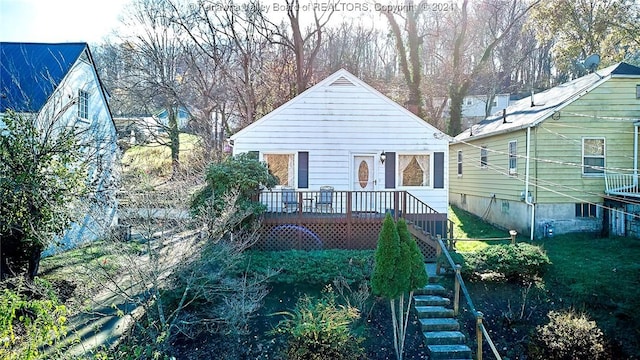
581, 136, 606, 177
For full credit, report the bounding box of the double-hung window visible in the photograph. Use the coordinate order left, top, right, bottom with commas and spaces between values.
457, 150, 463, 176
78, 89, 89, 119
480, 146, 488, 169
582, 137, 605, 175
508, 140, 517, 175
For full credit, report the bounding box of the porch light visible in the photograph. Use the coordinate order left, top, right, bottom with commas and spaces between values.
380, 151, 387, 164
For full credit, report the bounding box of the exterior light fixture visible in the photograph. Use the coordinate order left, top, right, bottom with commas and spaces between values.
380, 151, 386, 164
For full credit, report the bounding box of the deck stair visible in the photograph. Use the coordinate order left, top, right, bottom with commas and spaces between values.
414, 269, 472, 360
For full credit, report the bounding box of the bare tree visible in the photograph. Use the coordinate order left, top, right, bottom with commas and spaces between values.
259, 0, 336, 95
380, 1, 426, 118
447, 0, 540, 136
117, 0, 188, 177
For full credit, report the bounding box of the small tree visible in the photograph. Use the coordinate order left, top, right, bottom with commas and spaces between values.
397, 218, 428, 354
371, 213, 421, 360
190, 153, 277, 229
0, 111, 88, 279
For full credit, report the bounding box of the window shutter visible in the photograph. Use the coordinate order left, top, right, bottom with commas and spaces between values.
434, 152, 444, 189
385, 152, 396, 189
298, 151, 309, 188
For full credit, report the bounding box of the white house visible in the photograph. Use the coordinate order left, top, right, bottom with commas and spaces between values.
230, 70, 449, 253
439, 93, 511, 129
231, 69, 449, 213
0, 42, 119, 252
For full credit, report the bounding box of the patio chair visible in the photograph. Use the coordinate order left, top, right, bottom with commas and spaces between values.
281, 187, 299, 213
315, 186, 334, 213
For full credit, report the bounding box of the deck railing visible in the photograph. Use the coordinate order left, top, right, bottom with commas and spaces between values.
254, 189, 448, 253
258, 189, 445, 227
605, 172, 639, 196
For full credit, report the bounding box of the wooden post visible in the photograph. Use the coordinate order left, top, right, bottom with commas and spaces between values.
476, 312, 484, 360
509, 230, 517, 244
346, 192, 353, 245
435, 235, 442, 275
393, 191, 400, 220
454, 264, 461, 316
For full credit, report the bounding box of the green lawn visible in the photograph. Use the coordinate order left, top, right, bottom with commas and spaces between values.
122, 133, 202, 182
448, 205, 640, 356
448, 205, 513, 251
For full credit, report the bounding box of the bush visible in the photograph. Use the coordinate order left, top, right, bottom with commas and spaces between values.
190, 153, 277, 223
243, 249, 374, 285
530, 309, 608, 359
271, 286, 365, 360
459, 243, 550, 281
436, 250, 474, 277
0, 278, 68, 360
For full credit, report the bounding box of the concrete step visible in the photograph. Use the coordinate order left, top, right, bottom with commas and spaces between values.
427, 344, 472, 359
423, 331, 466, 345
415, 284, 447, 296
420, 318, 460, 332
414, 294, 450, 307
415, 305, 455, 318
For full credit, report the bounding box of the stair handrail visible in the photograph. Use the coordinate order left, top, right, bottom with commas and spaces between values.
402, 191, 453, 239
435, 235, 503, 360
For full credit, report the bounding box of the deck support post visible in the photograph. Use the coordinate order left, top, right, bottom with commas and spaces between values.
509, 230, 517, 245
346, 192, 352, 245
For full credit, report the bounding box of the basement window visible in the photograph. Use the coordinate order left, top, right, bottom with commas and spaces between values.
575, 203, 597, 218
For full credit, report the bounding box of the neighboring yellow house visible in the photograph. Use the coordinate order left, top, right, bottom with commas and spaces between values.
449, 62, 640, 239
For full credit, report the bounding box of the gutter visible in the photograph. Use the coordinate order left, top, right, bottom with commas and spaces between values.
525, 126, 535, 241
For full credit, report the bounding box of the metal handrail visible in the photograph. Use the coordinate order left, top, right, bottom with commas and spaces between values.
435, 236, 503, 360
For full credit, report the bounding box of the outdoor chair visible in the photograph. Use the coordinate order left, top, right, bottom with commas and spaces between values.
315, 186, 334, 213
281, 187, 300, 213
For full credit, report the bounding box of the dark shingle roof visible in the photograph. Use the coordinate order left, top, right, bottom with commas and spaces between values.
0, 42, 87, 112
454, 62, 640, 142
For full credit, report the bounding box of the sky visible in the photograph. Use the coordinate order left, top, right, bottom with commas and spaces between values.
0, 0, 130, 44
0, 0, 401, 44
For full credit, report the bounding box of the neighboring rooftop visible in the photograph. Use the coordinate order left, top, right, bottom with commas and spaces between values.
454, 62, 640, 142
0, 42, 87, 112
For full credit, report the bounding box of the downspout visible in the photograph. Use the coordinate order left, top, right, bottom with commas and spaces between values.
525, 126, 535, 241
634, 122, 639, 187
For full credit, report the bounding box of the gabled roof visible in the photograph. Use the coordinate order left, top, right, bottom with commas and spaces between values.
0, 42, 87, 112
454, 62, 640, 142
232, 69, 444, 140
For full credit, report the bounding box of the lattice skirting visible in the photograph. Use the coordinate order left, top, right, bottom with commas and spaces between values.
254, 221, 438, 260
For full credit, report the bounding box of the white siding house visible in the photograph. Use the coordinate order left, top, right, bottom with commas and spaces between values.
230, 69, 449, 214
0, 42, 119, 253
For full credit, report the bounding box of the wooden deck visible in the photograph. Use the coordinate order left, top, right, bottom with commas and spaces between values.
253, 190, 449, 260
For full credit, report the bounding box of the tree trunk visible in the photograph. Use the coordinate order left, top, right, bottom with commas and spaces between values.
168, 106, 180, 177
27, 244, 43, 280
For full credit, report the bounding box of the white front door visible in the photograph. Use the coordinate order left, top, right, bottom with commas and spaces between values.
353, 155, 376, 212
